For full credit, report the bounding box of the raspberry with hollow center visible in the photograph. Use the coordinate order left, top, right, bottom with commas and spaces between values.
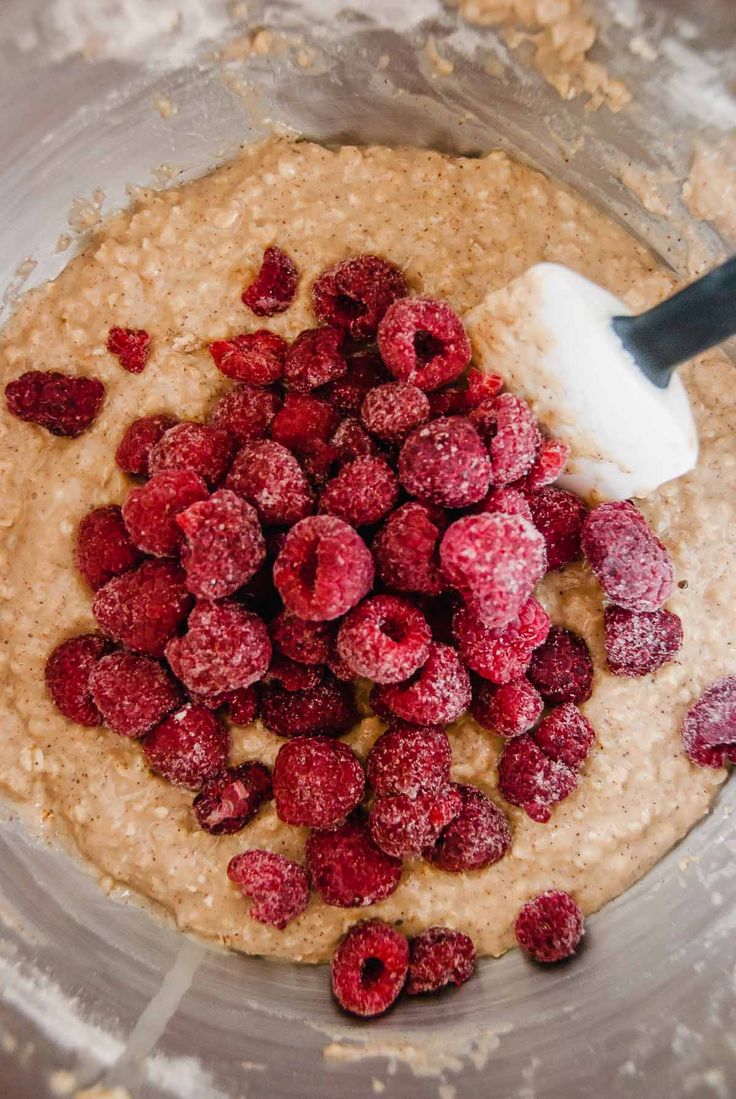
527, 626, 593, 705
406, 927, 476, 995
604, 605, 683, 677
498, 735, 578, 823
177, 489, 266, 599
273, 515, 374, 621
270, 392, 339, 456
525, 436, 571, 490
372, 643, 471, 725
476, 486, 533, 523
208, 383, 280, 444
193, 761, 272, 834
681, 677, 736, 768
425, 783, 512, 872
533, 702, 595, 769
122, 469, 209, 557
149, 421, 235, 487
470, 677, 543, 738
331, 919, 409, 1018
399, 417, 492, 508
76, 505, 142, 590
470, 393, 541, 484
378, 298, 471, 391
313, 255, 408, 339
209, 330, 287, 385
89, 651, 180, 738
228, 850, 310, 929
453, 597, 550, 684
360, 382, 430, 442
528, 487, 587, 573
45, 634, 112, 726
319, 455, 399, 528
166, 601, 271, 695
143, 703, 229, 789
270, 612, 333, 666
225, 439, 313, 527
515, 890, 584, 963
366, 723, 452, 797
93, 559, 193, 657
6, 370, 105, 438
284, 327, 347, 392
307, 820, 403, 908
115, 415, 178, 476
107, 326, 150, 373
273, 736, 365, 829
373, 502, 446, 597
581, 500, 675, 613
369, 786, 462, 858
242, 246, 299, 316
259, 672, 357, 738
336, 595, 431, 684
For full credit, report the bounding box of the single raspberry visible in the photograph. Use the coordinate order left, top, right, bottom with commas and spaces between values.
259, 673, 357, 738
372, 643, 471, 725
428, 385, 467, 417
440, 514, 547, 630
378, 298, 471, 391
336, 595, 431, 684
149, 422, 235, 487
265, 655, 323, 692
208, 330, 288, 385
143, 703, 229, 789
604, 606, 683, 678
476, 486, 533, 523
324, 349, 388, 415
107, 326, 150, 373
681, 677, 736, 768
498, 736, 577, 823
329, 417, 378, 464
122, 469, 208, 557
89, 651, 180, 737
515, 890, 584, 963
331, 919, 408, 1017
45, 634, 111, 726
228, 850, 310, 929
406, 927, 476, 994
366, 723, 452, 797
360, 382, 430, 442
399, 417, 491, 509
313, 255, 408, 339
115, 415, 178, 476
425, 784, 512, 871
242, 246, 299, 316
470, 394, 540, 484
527, 626, 593, 705
273, 736, 364, 828
533, 702, 595, 769
470, 677, 543, 738
369, 786, 462, 858
581, 501, 675, 613
528, 487, 587, 572
270, 612, 333, 666
195, 686, 259, 725
193, 761, 272, 834
76, 505, 142, 590
464, 368, 503, 409
270, 391, 339, 455
373, 502, 446, 596
284, 327, 347, 392
453, 597, 550, 684
176, 490, 265, 599
6, 370, 104, 437
327, 647, 357, 683
307, 820, 402, 908
273, 515, 374, 621
93, 560, 193, 657
319, 456, 399, 528
224, 439, 313, 527
208, 384, 280, 444
166, 602, 271, 695
525, 437, 571, 491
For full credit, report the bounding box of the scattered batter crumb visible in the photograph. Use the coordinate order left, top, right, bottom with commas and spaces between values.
424, 35, 455, 78
151, 92, 178, 120
628, 34, 658, 61
2, 256, 38, 307
616, 163, 673, 218
67, 190, 105, 234
49, 1069, 76, 1096
55, 234, 72, 254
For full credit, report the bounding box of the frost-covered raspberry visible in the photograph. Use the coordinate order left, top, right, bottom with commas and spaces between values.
115, 415, 177, 476
259, 673, 357, 739
273, 515, 374, 621
93, 560, 193, 657
360, 382, 430, 442
228, 850, 310, 929
166, 602, 271, 695
107, 326, 151, 373
122, 469, 209, 557
373, 502, 446, 596
581, 501, 675, 612
194, 686, 259, 726
373, 643, 471, 725
399, 417, 491, 508
533, 703, 595, 770
76, 505, 142, 590
143, 704, 229, 789
6, 370, 105, 437
378, 298, 471, 391
464, 368, 504, 409
528, 626, 593, 705
476, 486, 533, 523
525, 436, 571, 490
330, 417, 378, 464
194, 761, 272, 834
149, 422, 235, 487
209, 330, 287, 385
604, 606, 683, 677
307, 820, 403, 908
528, 487, 587, 572
270, 391, 339, 456
425, 784, 512, 871
470, 677, 543, 738
270, 612, 333, 666
325, 349, 388, 415
176, 490, 265, 599
89, 651, 180, 738
498, 736, 577, 823
242, 246, 299, 316
515, 890, 584, 963
369, 786, 462, 858
273, 736, 364, 829
337, 595, 431, 684
313, 255, 408, 339
406, 927, 476, 995
453, 597, 550, 684
681, 677, 736, 768
284, 327, 347, 392
366, 723, 452, 797
331, 919, 408, 1017
470, 393, 540, 484
224, 439, 313, 527
319, 455, 399, 528
208, 383, 280, 444
45, 634, 111, 726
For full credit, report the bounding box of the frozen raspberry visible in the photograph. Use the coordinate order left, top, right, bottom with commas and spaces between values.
209, 330, 287, 385
470, 677, 543, 738
265, 655, 323, 692
270, 612, 333, 666
515, 890, 584, 963
426, 784, 512, 872
270, 391, 339, 456
428, 385, 467, 417
528, 626, 593, 705
76, 505, 142, 590
228, 850, 309, 929
399, 417, 491, 508
300, 440, 340, 486
149, 422, 235, 487
440, 514, 547, 630
378, 298, 471, 391
194, 761, 272, 834
195, 686, 259, 725
324, 349, 388, 415
166, 602, 271, 695
498, 736, 577, 823
115, 415, 177, 476
373, 502, 446, 596
681, 677, 736, 768
337, 595, 431, 684
477, 486, 533, 523
273, 736, 365, 829
273, 515, 374, 621
45, 634, 111, 726
464, 368, 503, 409
360, 382, 430, 442
6, 370, 104, 438
470, 394, 540, 485
604, 606, 683, 678
143, 703, 229, 789
122, 469, 208, 557
453, 597, 550, 684
331, 919, 408, 1017
313, 255, 408, 339
177, 490, 265, 600
319, 456, 399, 528
525, 437, 571, 491
284, 327, 347, 392
581, 501, 675, 613
93, 559, 193, 657
528, 487, 587, 572
329, 417, 378, 464
242, 246, 298, 316
224, 440, 313, 527
89, 651, 180, 737
307, 820, 402, 908
372, 643, 471, 725
259, 673, 357, 739
107, 326, 150, 373
369, 786, 462, 858
366, 724, 451, 797
327, 647, 357, 683
208, 384, 280, 444
406, 927, 476, 994
533, 702, 595, 769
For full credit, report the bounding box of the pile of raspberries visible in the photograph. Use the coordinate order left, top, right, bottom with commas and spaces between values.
10, 244, 722, 1019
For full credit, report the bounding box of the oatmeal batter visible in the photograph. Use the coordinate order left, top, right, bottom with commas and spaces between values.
0, 138, 729, 962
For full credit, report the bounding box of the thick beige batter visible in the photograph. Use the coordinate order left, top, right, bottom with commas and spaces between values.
0, 138, 729, 962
